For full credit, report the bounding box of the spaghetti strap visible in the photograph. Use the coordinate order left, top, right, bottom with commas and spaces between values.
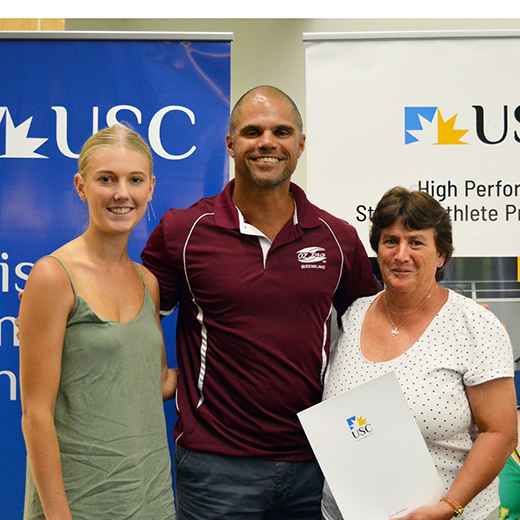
44, 254, 78, 295
135, 263, 146, 284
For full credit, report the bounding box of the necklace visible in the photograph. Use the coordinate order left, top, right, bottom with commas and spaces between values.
384, 284, 438, 337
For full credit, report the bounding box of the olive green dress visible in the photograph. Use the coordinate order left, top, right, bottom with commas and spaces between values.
24, 256, 176, 519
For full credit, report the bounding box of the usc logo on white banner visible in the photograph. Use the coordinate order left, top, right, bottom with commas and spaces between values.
405, 105, 520, 146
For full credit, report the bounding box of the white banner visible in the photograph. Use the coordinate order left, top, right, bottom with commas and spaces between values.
305, 31, 520, 258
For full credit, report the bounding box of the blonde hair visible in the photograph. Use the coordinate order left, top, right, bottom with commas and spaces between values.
78, 123, 154, 180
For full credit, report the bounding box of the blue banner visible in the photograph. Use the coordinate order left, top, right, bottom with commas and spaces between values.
0, 34, 231, 518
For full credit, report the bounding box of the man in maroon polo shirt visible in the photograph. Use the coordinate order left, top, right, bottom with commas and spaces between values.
142, 86, 379, 519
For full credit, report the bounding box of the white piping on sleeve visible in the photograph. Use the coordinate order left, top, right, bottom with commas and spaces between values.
159, 305, 178, 317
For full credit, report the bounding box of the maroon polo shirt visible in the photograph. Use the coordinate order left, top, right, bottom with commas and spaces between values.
142, 180, 378, 461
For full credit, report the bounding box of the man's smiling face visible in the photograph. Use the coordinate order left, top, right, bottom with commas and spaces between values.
226, 93, 305, 190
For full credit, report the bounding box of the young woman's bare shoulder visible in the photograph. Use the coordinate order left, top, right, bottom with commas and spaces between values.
25, 256, 74, 306
29, 255, 68, 281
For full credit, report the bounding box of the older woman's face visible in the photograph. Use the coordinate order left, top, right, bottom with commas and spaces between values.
377, 218, 445, 295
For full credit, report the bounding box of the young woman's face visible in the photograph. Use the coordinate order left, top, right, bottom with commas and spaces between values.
75, 145, 154, 236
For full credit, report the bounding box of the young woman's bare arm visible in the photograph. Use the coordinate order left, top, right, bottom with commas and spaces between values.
19, 257, 75, 520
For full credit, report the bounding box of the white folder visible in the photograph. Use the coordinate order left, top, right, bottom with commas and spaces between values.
298, 371, 444, 519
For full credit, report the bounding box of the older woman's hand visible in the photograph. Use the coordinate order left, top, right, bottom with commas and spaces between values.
390, 501, 458, 520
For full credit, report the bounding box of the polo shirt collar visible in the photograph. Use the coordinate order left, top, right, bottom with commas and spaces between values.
214, 179, 322, 231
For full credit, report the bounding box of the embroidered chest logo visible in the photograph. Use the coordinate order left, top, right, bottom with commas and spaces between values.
296, 247, 327, 269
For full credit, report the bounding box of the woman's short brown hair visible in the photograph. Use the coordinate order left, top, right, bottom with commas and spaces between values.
369, 186, 453, 281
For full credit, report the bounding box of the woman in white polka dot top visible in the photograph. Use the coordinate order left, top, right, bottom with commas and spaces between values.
321, 187, 517, 520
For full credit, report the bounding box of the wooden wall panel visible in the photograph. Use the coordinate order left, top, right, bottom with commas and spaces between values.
0, 19, 65, 31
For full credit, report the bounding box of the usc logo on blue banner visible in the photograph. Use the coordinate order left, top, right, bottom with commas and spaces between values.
0, 105, 197, 160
